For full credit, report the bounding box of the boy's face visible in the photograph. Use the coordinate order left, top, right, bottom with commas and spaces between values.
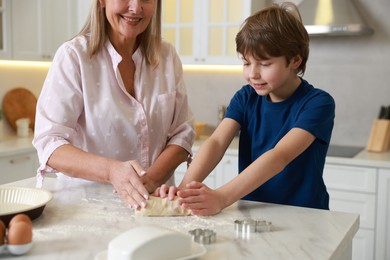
241, 54, 302, 102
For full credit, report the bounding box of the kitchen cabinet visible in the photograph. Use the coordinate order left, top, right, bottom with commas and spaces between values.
0, 136, 39, 185
0, 0, 11, 59
0, 150, 38, 185
323, 161, 390, 260
215, 153, 238, 187
323, 163, 376, 260
376, 169, 390, 260
0, 0, 90, 61
11, 0, 78, 60
162, 0, 265, 64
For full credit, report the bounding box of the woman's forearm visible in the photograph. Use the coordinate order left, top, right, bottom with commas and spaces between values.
47, 144, 114, 183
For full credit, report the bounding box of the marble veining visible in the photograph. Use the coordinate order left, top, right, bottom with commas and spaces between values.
1, 177, 359, 260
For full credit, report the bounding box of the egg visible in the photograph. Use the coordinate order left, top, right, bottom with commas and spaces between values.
8, 214, 32, 228
0, 220, 5, 245
7, 221, 33, 245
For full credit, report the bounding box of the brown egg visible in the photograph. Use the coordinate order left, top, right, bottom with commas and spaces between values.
8, 214, 32, 228
0, 220, 5, 245
7, 221, 33, 245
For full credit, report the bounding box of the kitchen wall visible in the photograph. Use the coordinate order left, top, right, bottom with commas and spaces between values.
185, 0, 390, 147
0, 0, 389, 147
0, 61, 49, 134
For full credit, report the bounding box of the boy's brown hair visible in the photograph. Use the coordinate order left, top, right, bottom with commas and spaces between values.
236, 2, 309, 76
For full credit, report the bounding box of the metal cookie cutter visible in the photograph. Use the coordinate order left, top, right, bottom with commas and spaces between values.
188, 228, 217, 244
234, 218, 272, 239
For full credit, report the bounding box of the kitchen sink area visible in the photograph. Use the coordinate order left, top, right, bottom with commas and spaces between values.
327, 144, 365, 158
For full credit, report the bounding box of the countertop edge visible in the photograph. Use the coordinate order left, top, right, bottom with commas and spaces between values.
0, 135, 36, 157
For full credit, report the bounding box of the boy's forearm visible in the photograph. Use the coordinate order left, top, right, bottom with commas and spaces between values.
179, 138, 226, 188
218, 150, 287, 209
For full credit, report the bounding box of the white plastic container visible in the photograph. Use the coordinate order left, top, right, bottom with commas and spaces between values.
15, 118, 30, 137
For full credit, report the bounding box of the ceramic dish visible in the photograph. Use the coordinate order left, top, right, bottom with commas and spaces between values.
94, 242, 206, 260
0, 186, 53, 225
94, 225, 207, 260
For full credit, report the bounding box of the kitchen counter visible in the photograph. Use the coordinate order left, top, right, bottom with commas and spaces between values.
327, 148, 390, 168
1, 177, 359, 260
0, 134, 35, 157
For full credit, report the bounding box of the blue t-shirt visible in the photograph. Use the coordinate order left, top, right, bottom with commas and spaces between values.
225, 79, 335, 210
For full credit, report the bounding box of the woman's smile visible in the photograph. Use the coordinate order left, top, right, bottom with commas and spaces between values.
121, 15, 143, 25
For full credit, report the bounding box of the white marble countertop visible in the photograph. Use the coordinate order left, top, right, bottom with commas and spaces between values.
1, 177, 359, 260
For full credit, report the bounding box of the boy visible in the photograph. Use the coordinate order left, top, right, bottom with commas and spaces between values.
157, 2, 335, 215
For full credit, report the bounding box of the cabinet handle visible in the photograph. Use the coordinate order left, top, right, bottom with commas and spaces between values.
41, 54, 52, 59
9, 156, 31, 164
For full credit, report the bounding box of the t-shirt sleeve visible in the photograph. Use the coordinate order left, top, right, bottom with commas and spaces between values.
225, 85, 251, 126
295, 91, 335, 144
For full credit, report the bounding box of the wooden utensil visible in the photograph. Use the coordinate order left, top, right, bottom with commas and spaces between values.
2, 88, 37, 131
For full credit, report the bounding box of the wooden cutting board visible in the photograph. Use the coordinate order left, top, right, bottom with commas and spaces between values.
2, 87, 37, 131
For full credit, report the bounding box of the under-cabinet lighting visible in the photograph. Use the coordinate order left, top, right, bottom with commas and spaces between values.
0, 60, 243, 72
0, 60, 51, 68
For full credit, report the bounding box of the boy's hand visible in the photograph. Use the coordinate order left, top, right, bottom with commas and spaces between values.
153, 184, 179, 200
177, 181, 224, 216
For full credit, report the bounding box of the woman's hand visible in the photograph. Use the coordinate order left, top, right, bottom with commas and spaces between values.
177, 181, 225, 216
109, 160, 149, 209
153, 184, 179, 200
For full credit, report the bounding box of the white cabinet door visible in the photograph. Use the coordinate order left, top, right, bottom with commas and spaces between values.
162, 0, 265, 64
175, 152, 238, 189
174, 161, 188, 187
323, 164, 377, 193
11, 0, 79, 60
327, 189, 376, 229
323, 163, 378, 260
376, 169, 390, 260
174, 157, 217, 189
352, 229, 375, 260
0, 151, 38, 184
215, 153, 238, 187
76, 0, 92, 31
0, 0, 12, 59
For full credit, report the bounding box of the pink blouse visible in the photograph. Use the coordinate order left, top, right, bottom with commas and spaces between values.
33, 35, 194, 186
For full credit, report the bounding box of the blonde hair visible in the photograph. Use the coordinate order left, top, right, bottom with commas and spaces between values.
77, 0, 162, 66
236, 2, 309, 75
